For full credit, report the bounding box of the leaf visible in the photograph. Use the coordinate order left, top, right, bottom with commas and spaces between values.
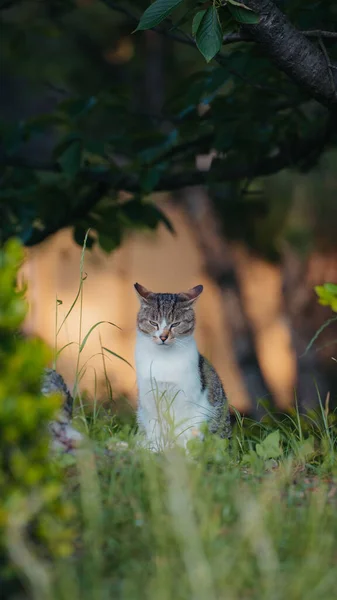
170, 0, 198, 31
192, 10, 206, 37
255, 430, 282, 460
315, 284, 337, 312
56, 341, 78, 360
227, 2, 260, 24
121, 200, 175, 234
80, 321, 121, 353
196, 7, 223, 63
57, 139, 82, 178
58, 96, 97, 119
102, 347, 134, 370
297, 437, 315, 461
135, 0, 185, 31
139, 167, 162, 194
325, 283, 337, 295
98, 233, 121, 253
152, 205, 175, 234
73, 225, 95, 248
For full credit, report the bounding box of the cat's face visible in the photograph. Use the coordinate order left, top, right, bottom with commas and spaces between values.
134, 283, 203, 347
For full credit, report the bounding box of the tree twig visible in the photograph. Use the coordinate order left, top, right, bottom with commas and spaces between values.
302, 30, 337, 39
318, 36, 337, 100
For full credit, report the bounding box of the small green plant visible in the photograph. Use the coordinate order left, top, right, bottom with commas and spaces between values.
303, 283, 337, 355
0, 239, 76, 598
315, 283, 337, 312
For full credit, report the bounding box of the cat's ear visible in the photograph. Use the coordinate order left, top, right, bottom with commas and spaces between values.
134, 282, 154, 303
178, 284, 203, 304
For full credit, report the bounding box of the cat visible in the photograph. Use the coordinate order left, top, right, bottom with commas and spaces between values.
134, 283, 231, 451
41, 368, 83, 452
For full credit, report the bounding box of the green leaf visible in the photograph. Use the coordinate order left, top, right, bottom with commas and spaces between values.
73, 225, 95, 248
227, 2, 260, 24
255, 430, 282, 460
315, 283, 337, 311
56, 341, 78, 360
80, 321, 121, 353
135, 0, 184, 31
98, 232, 121, 253
325, 283, 337, 295
58, 96, 97, 119
139, 167, 162, 194
57, 139, 82, 178
192, 10, 206, 37
196, 7, 223, 63
153, 205, 175, 234
102, 346, 134, 370
121, 200, 175, 234
297, 437, 315, 461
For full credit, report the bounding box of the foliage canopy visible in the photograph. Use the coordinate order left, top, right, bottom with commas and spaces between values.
0, 0, 336, 251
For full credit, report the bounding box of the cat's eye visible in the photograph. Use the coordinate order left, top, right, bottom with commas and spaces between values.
149, 320, 158, 328
171, 322, 181, 328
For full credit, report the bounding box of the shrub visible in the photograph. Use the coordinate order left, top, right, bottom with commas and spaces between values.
0, 239, 75, 596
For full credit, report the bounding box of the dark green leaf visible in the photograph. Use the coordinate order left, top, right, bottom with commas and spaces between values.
227, 3, 260, 24
136, 0, 185, 31
192, 10, 206, 37
196, 7, 223, 63
73, 225, 95, 248
58, 96, 97, 119
80, 321, 121, 353
121, 200, 174, 234
102, 346, 134, 370
98, 232, 121, 253
152, 205, 175, 234
57, 139, 82, 178
139, 167, 162, 194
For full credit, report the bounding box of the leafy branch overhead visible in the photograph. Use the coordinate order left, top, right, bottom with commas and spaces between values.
137, 0, 259, 62
134, 0, 337, 106
0, 0, 336, 250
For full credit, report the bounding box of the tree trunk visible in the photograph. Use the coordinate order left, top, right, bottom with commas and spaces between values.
282, 245, 332, 412
174, 187, 273, 419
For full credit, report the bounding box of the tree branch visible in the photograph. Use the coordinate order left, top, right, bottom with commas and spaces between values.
99, 0, 292, 99
101, 0, 337, 107
2, 114, 334, 247
243, 0, 337, 108
23, 182, 111, 247
223, 29, 337, 45
3, 116, 333, 192
302, 30, 337, 40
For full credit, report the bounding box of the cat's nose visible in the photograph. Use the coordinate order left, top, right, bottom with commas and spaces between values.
159, 334, 168, 343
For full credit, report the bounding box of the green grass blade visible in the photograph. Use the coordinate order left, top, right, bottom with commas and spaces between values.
102, 346, 134, 370
79, 321, 121, 353
56, 341, 78, 359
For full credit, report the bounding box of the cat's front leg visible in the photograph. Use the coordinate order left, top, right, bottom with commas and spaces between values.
174, 424, 204, 450
136, 407, 166, 452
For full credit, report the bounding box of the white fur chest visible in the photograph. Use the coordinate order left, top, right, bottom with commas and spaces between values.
135, 333, 213, 450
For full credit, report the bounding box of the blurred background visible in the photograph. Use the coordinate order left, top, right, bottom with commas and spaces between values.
1, 0, 337, 416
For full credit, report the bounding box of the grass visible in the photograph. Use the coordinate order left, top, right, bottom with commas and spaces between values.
11, 403, 337, 600
9, 234, 337, 600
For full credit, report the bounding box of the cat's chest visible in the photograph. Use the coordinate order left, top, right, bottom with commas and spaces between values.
135, 336, 200, 393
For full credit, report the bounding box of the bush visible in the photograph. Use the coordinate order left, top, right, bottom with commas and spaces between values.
0, 239, 75, 596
